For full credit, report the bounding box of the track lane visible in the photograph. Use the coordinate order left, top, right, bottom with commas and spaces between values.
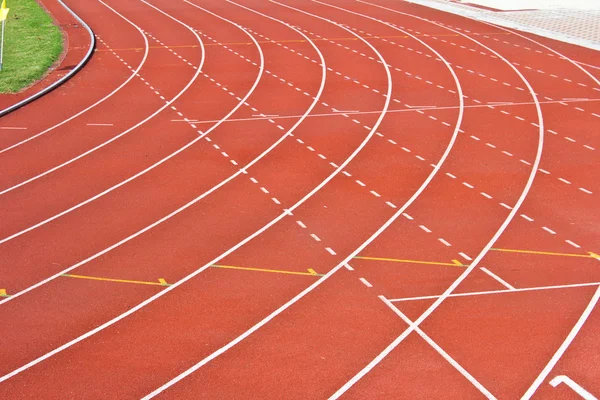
328, 1, 599, 398
0, 0, 398, 394
0, 0, 339, 388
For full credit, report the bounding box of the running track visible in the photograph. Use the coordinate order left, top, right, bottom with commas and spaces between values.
0, 0, 599, 398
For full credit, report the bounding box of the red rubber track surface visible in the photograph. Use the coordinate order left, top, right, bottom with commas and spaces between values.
0, 0, 598, 399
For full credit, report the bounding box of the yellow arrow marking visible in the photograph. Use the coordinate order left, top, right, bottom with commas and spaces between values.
61, 274, 170, 287
211, 264, 323, 276
491, 248, 596, 258
0, 289, 8, 297
354, 256, 465, 267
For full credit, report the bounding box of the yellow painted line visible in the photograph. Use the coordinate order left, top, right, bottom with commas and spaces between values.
491, 248, 596, 258
211, 264, 323, 276
61, 274, 170, 286
0, 288, 8, 297
590, 252, 600, 260
354, 256, 465, 267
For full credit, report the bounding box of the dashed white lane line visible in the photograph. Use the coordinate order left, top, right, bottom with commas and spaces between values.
521, 214, 534, 222
438, 238, 452, 247
359, 277, 373, 288
296, 220, 307, 229
0, 127, 27, 130
419, 225, 432, 233
326, 247, 337, 255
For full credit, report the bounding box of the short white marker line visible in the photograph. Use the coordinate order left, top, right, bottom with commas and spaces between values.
326, 247, 337, 255
542, 226, 556, 235
549, 376, 597, 400
480, 267, 516, 290
310, 233, 321, 242
344, 263, 354, 271
0, 127, 27, 130
296, 220, 307, 229
459, 252, 472, 261
359, 278, 373, 288
380, 296, 497, 399
565, 240, 581, 248
521, 214, 534, 222
438, 238, 452, 247
522, 286, 600, 399
419, 225, 431, 233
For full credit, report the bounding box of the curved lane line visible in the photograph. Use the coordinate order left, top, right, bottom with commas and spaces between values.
0, 0, 330, 383
0, 0, 147, 154
0, 0, 263, 245
0, 0, 205, 196
0, 0, 259, 297
329, 2, 545, 398
309, 2, 493, 396
141, 0, 464, 396
480, 23, 600, 400
522, 285, 600, 399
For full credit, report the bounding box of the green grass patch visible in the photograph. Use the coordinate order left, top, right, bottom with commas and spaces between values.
0, 0, 63, 93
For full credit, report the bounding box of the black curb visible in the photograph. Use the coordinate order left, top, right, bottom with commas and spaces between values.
0, 0, 96, 118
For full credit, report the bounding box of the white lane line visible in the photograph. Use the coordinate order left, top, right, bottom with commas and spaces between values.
143, 3, 465, 397
359, 278, 373, 288
310, 233, 321, 242
419, 225, 432, 233
522, 286, 600, 399
380, 296, 497, 398
480, 267, 516, 290
344, 263, 354, 271
296, 220, 307, 229
0, 0, 149, 155
0, 0, 330, 382
326, 247, 337, 256
0, 5, 198, 197
145, 0, 464, 399
0, 126, 27, 130
332, 3, 544, 397
390, 282, 600, 302
459, 252, 472, 261
549, 376, 597, 400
